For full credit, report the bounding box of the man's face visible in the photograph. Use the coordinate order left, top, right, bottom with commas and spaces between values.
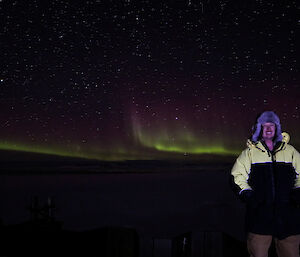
262, 122, 276, 141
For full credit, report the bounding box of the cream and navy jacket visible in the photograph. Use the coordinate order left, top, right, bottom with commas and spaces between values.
231, 132, 300, 204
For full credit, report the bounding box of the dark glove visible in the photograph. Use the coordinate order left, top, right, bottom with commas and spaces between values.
291, 188, 300, 208
240, 189, 257, 207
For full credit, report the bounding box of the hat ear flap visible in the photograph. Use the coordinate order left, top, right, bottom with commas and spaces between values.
251, 123, 262, 142
274, 124, 283, 143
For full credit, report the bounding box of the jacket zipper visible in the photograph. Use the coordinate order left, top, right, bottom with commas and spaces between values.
270, 153, 276, 202
258, 141, 276, 201
255, 141, 286, 202
270, 152, 277, 236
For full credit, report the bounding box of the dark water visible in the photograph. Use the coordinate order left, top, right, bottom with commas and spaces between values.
0, 170, 245, 235
0, 169, 251, 256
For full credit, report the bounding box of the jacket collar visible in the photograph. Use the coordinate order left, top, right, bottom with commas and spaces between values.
259, 140, 283, 153
247, 132, 290, 154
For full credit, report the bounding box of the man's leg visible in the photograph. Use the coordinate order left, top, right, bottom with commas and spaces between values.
247, 233, 273, 257
275, 235, 300, 257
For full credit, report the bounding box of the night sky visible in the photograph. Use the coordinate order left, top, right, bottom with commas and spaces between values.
1, 0, 299, 161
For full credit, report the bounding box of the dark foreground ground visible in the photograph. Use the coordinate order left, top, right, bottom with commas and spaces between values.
0, 153, 286, 256
0, 221, 252, 257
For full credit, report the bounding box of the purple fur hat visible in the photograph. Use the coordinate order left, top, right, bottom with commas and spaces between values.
251, 111, 283, 143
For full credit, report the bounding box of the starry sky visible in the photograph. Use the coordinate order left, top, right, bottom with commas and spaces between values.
1, 0, 299, 161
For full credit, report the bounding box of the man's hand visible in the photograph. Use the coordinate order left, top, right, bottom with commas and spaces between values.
240, 189, 257, 207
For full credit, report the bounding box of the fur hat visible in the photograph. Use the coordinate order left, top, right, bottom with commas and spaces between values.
251, 111, 283, 143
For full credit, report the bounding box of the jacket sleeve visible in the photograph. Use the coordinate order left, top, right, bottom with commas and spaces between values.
231, 148, 252, 193
291, 146, 300, 188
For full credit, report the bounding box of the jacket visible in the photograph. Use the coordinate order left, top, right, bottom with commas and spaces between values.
231, 132, 300, 239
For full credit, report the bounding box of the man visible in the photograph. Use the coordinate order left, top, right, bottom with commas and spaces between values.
231, 111, 300, 257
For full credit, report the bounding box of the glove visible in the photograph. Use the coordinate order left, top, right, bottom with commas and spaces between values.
291, 188, 300, 208
240, 189, 257, 207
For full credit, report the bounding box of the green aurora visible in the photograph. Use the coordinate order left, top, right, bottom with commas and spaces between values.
0, 116, 240, 161
0, 141, 135, 161
132, 122, 240, 157
0, 135, 239, 161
